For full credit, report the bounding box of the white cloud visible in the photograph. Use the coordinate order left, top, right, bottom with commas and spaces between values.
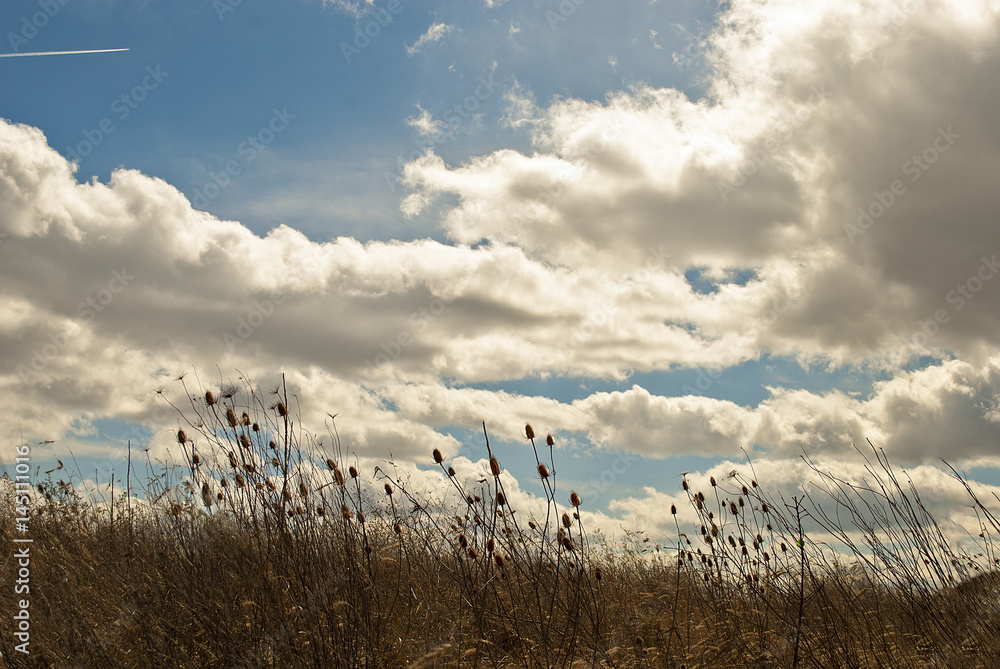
405, 105, 447, 139
405, 22, 457, 56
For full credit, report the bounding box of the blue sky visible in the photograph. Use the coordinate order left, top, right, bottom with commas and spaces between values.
3, 0, 1000, 539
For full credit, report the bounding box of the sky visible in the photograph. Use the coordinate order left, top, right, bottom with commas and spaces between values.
2, 0, 1000, 546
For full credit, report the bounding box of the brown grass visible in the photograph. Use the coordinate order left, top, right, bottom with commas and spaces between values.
2, 375, 1000, 668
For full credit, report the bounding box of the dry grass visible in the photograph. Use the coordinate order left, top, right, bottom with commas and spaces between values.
2, 376, 1000, 668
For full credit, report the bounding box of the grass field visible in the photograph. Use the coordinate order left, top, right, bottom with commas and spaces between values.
3, 378, 1000, 668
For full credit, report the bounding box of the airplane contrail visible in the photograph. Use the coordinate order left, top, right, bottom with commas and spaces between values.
0, 48, 129, 58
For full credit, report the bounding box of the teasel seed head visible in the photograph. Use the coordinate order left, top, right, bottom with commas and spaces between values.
432, 448, 444, 464
205, 391, 216, 406
192, 452, 200, 466
496, 491, 506, 506
525, 424, 535, 440
349, 466, 358, 479
730, 501, 738, 515
671, 504, 677, 515
710, 476, 717, 487
220, 477, 228, 488
494, 554, 504, 568
563, 537, 575, 551
489, 456, 502, 477
228, 452, 239, 469
276, 402, 288, 417
299, 482, 308, 498
562, 512, 572, 528
537, 463, 549, 479
459, 534, 468, 548
245, 462, 256, 474
252, 422, 260, 432
326, 458, 336, 471
241, 412, 250, 426
682, 479, 689, 491
468, 547, 478, 559
177, 429, 187, 444
226, 408, 238, 428
235, 474, 245, 488
448, 466, 456, 477
487, 537, 495, 553
240, 434, 251, 450
282, 486, 292, 502
384, 483, 393, 496
570, 491, 582, 507
393, 522, 402, 535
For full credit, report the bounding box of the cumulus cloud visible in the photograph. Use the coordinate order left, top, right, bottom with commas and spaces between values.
401, 0, 1000, 363
4, 0, 1000, 542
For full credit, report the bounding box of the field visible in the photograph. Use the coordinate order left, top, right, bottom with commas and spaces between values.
3, 379, 1000, 668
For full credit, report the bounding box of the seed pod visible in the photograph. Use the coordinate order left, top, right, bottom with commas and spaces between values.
432, 448, 444, 464
192, 453, 200, 465
245, 462, 256, 474
241, 412, 250, 426
546, 434, 554, 446
570, 491, 581, 507
334, 467, 345, 486
525, 424, 535, 440
228, 452, 238, 468
563, 537, 575, 551
235, 474, 245, 488
487, 538, 495, 553
384, 483, 393, 496
682, 480, 689, 491
220, 477, 228, 488
282, 487, 292, 502
671, 504, 677, 515
252, 422, 260, 432
496, 491, 506, 506
326, 458, 336, 471
349, 466, 358, 479
177, 429, 187, 444
240, 434, 251, 450
468, 547, 478, 559
226, 408, 238, 428
459, 534, 469, 548
537, 463, 549, 479
276, 402, 288, 417
299, 482, 308, 498
710, 476, 717, 487
205, 391, 216, 406
448, 466, 456, 477
489, 457, 502, 477
393, 522, 402, 535
730, 501, 738, 515
495, 554, 504, 568
562, 513, 572, 528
